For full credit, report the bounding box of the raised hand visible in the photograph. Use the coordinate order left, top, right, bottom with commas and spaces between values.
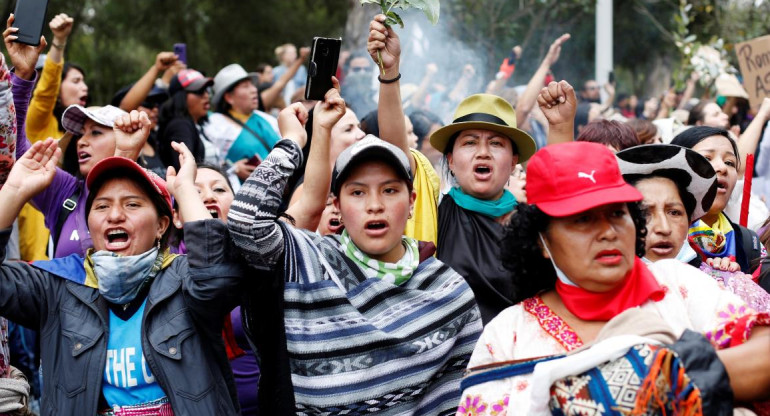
299, 46, 311, 61
543, 33, 570, 67
3, 14, 47, 80
49, 13, 74, 44
537, 80, 577, 128
367, 14, 401, 76
113, 110, 151, 158
155, 51, 178, 72
4, 138, 60, 201
277, 103, 309, 148
165, 141, 197, 198
313, 77, 346, 130
166, 141, 212, 222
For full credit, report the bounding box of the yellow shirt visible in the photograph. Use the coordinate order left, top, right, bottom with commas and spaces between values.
19, 55, 65, 262
26, 55, 65, 143
405, 149, 440, 247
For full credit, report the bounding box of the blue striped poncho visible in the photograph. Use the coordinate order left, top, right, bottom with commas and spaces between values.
229, 139, 483, 415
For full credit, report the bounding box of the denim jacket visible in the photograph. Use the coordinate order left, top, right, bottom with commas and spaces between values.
0, 220, 244, 415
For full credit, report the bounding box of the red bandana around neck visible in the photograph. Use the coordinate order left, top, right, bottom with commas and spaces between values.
555, 257, 665, 321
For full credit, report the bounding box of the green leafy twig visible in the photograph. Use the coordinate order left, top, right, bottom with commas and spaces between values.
360, 0, 440, 76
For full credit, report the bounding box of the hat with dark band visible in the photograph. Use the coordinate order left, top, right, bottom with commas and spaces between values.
616, 144, 717, 222
429, 93, 537, 162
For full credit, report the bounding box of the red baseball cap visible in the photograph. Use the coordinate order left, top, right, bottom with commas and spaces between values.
169, 69, 214, 95
86, 157, 173, 213
526, 142, 642, 217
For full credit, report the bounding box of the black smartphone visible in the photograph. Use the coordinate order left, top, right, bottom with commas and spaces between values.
174, 43, 187, 65
608, 71, 615, 84
305, 37, 342, 101
12, 0, 50, 46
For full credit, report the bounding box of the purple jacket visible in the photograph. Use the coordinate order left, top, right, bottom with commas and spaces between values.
12, 73, 91, 258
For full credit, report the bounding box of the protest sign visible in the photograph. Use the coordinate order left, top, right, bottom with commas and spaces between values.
736, 35, 770, 108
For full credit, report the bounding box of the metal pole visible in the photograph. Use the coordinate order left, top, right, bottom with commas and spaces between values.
596, 0, 613, 101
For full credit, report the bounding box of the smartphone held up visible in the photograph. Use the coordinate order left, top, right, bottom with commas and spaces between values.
11, 0, 50, 46
305, 37, 342, 101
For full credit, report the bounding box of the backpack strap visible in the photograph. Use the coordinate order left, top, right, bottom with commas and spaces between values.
737, 224, 761, 268
53, 187, 81, 251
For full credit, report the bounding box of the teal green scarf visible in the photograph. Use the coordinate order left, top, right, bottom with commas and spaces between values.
341, 230, 419, 286
447, 187, 517, 218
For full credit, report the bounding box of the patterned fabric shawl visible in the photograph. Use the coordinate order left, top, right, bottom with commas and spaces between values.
228, 139, 483, 415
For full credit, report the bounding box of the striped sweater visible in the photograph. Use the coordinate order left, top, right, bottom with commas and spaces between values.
228, 139, 482, 415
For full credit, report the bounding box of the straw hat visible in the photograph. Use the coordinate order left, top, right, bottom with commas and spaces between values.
429, 94, 536, 162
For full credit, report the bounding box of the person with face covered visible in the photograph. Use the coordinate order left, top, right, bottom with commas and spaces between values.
0, 135, 245, 415
368, 14, 536, 324
227, 84, 482, 413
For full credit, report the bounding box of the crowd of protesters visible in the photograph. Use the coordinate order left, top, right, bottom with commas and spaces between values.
0, 8, 770, 416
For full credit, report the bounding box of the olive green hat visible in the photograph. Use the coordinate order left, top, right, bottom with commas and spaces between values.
429, 93, 537, 162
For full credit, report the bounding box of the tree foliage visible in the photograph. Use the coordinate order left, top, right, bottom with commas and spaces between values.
3, 0, 348, 104
2, 0, 768, 104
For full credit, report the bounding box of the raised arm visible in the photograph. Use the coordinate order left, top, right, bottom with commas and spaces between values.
0, 139, 60, 230
486, 46, 521, 96
228, 114, 307, 268
3, 15, 45, 82
448, 64, 476, 103
113, 110, 151, 160
5, 13, 43, 158
286, 81, 345, 230
515, 34, 570, 129
368, 14, 415, 172
537, 80, 578, 145
261, 46, 310, 108
17, 14, 64, 138
166, 141, 213, 224
736, 97, 770, 175
676, 72, 699, 110
119, 52, 177, 112
45, 13, 72, 65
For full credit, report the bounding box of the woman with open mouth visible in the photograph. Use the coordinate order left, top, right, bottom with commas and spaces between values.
4, 20, 154, 261
0, 137, 245, 415
5, 14, 87, 265
457, 140, 770, 415
227, 86, 482, 413
166, 162, 262, 416
368, 14, 539, 325
617, 143, 770, 312
671, 126, 763, 274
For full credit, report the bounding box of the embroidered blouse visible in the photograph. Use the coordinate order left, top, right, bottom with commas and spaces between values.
457, 259, 770, 415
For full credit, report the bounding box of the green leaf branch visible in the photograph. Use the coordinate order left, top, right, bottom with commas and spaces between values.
360, 0, 440, 76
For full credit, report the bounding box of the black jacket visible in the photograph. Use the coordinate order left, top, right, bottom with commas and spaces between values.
0, 220, 244, 415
